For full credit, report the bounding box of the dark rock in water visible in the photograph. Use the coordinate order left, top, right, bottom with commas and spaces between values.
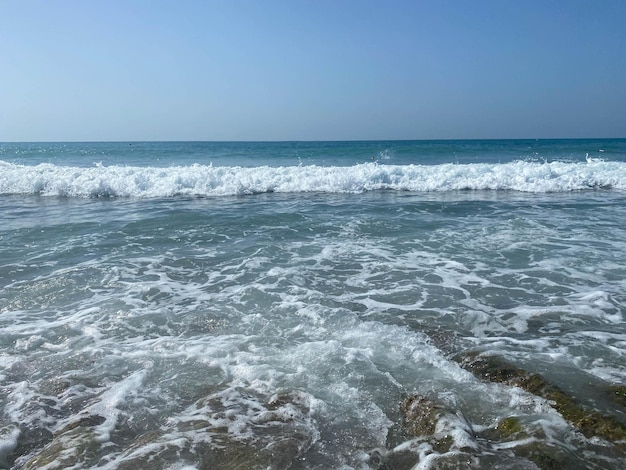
114, 389, 317, 470
608, 385, 626, 409
22, 414, 108, 469
59, 414, 107, 432
495, 416, 523, 437
396, 388, 625, 470
116, 432, 312, 470
391, 395, 489, 468
2, 426, 53, 469
401, 395, 447, 438
454, 351, 626, 443
21, 389, 316, 470
513, 441, 574, 470
479, 415, 528, 442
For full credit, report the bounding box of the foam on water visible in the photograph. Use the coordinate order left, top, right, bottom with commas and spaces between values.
1, 244, 578, 467
1, 159, 626, 198
2, 178, 626, 467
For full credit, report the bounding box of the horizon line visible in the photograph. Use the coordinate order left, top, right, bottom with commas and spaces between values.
2, 137, 625, 144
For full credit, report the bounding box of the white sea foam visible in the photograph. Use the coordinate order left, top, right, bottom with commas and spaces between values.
1, 160, 625, 198
80, 369, 147, 443
2, 169, 626, 468
0, 426, 19, 467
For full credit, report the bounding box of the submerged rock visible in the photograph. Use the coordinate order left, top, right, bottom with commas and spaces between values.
22, 415, 107, 469
20, 388, 317, 470
454, 351, 626, 443
608, 385, 626, 409
382, 394, 482, 469
114, 389, 318, 470
401, 395, 448, 438
495, 416, 523, 437
3, 425, 53, 469
393, 390, 625, 470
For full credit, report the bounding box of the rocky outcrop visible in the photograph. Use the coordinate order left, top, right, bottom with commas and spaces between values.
384, 392, 614, 470
454, 351, 626, 443
21, 389, 317, 470
609, 385, 626, 409
370, 351, 626, 469
23, 415, 107, 469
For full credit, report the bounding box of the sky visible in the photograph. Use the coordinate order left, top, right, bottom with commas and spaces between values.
1, 0, 625, 141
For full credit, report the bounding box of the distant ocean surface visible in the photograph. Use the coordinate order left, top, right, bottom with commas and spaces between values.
1, 139, 626, 469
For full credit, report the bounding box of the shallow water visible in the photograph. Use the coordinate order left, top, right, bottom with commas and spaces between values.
1, 140, 626, 469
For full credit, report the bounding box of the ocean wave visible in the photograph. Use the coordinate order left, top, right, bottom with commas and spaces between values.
1, 160, 625, 198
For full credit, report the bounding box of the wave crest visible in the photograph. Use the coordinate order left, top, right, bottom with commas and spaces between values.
1, 160, 624, 198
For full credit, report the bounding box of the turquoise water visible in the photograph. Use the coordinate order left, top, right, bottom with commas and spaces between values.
2, 139, 625, 168
1, 140, 626, 468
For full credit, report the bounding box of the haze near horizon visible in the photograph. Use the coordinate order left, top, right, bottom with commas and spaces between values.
1, 0, 625, 142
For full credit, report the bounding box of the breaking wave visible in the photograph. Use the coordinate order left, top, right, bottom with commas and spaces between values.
1, 160, 625, 198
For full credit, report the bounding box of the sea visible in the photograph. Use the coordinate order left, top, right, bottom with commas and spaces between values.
1, 139, 625, 469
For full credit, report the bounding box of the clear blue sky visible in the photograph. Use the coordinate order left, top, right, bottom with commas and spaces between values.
2, 0, 625, 141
